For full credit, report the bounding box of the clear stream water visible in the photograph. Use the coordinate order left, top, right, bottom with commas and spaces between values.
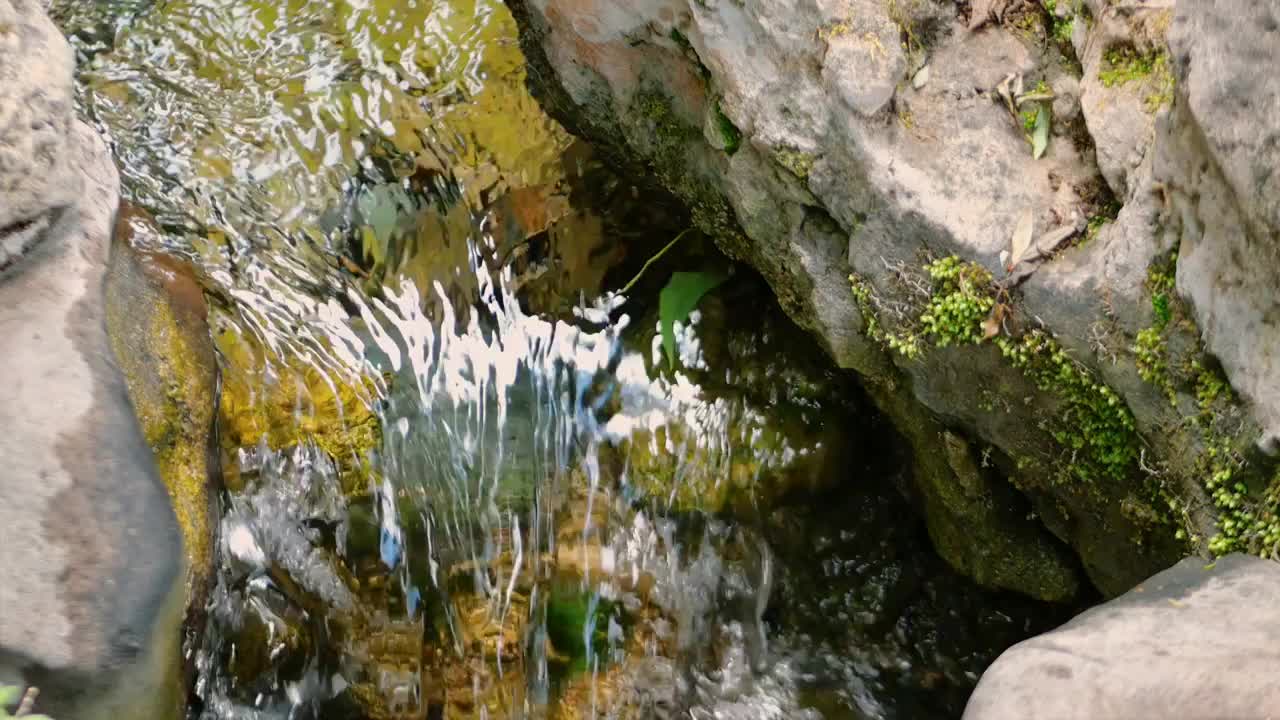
51, 0, 1066, 717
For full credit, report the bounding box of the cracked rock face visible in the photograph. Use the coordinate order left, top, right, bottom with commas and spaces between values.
0, 0, 186, 717
1158, 0, 1280, 453
509, 0, 1280, 598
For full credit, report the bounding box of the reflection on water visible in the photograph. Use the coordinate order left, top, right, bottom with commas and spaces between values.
52, 0, 1065, 717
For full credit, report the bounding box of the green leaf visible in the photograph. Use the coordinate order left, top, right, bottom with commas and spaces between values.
1031, 103, 1051, 159
659, 271, 727, 368
0, 687, 18, 708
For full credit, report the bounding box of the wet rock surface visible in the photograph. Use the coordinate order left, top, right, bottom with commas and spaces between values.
965, 553, 1280, 720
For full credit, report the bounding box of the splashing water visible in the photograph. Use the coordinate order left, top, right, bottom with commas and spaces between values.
51, 0, 1067, 717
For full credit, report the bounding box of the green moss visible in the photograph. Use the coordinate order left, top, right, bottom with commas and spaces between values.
1134, 327, 1174, 404
1040, 0, 1076, 46
848, 258, 993, 361
546, 582, 625, 676
850, 258, 1140, 488
629, 88, 741, 242
1126, 250, 1280, 556
712, 100, 742, 156
1099, 46, 1174, 112
1131, 252, 1179, 403
1021, 107, 1038, 133
1099, 46, 1155, 87
1192, 360, 1230, 415
668, 28, 711, 82
848, 274, 882, 339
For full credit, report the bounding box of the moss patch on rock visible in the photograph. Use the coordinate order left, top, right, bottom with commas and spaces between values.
1099, 45, 1175, 112
852, 258, 1144, 491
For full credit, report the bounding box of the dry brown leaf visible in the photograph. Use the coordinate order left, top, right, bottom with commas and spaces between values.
982, 303, 1008, 340
1009, 208, 1034, 271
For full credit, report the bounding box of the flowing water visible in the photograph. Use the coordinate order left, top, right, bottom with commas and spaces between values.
51, 0, 1068, 717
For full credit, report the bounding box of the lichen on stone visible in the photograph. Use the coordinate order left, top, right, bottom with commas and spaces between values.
773, 147, 816, 180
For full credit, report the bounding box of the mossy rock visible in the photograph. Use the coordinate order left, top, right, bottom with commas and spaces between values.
104, 203, 218, 626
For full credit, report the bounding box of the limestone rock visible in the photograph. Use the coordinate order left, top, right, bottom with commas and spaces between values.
1157, 0, 1280, 453
964, 554, 1280, 720
1077, 7, 1165, 200
0, 0, 186, 717
0, 0, 79, 247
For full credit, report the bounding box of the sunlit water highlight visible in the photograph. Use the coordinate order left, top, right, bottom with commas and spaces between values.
50, 0, 1064, 716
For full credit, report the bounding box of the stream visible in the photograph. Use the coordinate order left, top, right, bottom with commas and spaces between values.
51, 0, 1068, 717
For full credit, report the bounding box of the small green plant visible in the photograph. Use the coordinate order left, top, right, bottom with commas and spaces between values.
1021, 107, 1038, 133
1192, 360, 1230, 414
1133, 327, 1172, 403
849, 273, 923, 358
1099, 46, 1156, 87
615, 229, 728, 369
659, 270, 727, 367
919, 257, 995, 347
1040, 0, 1075, 45
850, 255, 1141, 486
1132, 252, 1178, 402
994, 330, 1139, 485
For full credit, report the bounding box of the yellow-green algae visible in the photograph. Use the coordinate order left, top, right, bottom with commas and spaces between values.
214, 325, 383, 495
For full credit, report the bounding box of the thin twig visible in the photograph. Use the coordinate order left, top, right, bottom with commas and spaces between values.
16, 686, 38, 716
619, 228, 694, 295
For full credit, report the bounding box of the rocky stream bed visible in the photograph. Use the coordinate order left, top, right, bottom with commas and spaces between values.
3, 0, 1280, 718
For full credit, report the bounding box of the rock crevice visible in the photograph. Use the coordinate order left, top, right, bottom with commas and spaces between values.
508, 0, 1280, 598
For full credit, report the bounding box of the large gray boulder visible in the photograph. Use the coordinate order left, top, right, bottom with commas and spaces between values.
0, 0, 186, 717
964, 553, 1280, 719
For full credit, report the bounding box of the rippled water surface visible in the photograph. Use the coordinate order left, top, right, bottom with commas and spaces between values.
52, 0, 1066, 717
